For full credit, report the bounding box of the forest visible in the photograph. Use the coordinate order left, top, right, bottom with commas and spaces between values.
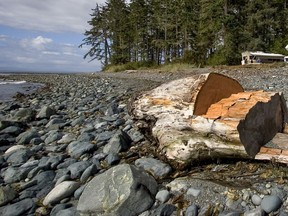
80, 0, 288, 68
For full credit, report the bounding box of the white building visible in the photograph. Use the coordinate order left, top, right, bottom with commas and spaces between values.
241, 51, 285, 65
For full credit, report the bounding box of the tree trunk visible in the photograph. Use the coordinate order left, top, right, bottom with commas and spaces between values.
130, 73, 288, 168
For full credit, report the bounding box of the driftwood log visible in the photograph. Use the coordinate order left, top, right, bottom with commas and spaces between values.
130, 73, 288, 168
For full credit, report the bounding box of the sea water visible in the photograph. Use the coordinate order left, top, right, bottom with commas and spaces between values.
0, 79, 44, 102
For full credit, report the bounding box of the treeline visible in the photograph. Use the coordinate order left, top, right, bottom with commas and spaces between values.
80, 0, 288, 67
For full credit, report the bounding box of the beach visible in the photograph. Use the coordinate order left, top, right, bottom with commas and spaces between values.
0, 66, 288, 215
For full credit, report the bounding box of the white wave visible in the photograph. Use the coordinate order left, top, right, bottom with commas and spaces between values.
0, 80, 27, 85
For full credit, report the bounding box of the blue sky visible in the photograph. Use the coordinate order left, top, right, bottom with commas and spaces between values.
0, 0, 107, 73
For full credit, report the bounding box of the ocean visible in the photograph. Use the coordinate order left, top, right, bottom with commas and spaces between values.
0, 79, 44, 102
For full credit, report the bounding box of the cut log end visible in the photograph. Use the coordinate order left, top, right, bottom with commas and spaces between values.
203, 91, 286, 158
194, 73, 244, 116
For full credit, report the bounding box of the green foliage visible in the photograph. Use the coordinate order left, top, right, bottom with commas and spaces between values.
81, 0, 288, 69
158, 63, 196, 72
103, 61, 156, 72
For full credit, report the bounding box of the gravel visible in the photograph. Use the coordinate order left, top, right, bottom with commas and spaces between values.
0, 65, 288, 215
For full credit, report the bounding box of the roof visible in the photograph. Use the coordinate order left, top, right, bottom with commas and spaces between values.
243, 51, 284, 58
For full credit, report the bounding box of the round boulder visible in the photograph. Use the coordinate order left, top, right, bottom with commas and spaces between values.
77, 164, 158, 216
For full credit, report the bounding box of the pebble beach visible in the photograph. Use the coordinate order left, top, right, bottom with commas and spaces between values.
0, 66, 288, 216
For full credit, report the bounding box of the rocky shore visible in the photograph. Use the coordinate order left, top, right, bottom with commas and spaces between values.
0, 66, 288, 216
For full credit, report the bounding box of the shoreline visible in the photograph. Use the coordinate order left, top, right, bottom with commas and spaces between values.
0, 67, 288, 215
0, 79, 45, 103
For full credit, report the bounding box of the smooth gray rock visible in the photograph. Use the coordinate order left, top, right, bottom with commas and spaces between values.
67, 141, 96, 158
251, 194, 262, 206
127, 127, 145, 143
113, 118, 125, 127
74, 184, 86, 200
185, 204, 199, 216
57, 158, 77, 169
71, 116, 85, 126
187, 188, 201, 197
67, 161, 90, 179
5, 144, 26, 154
30, 137, 43, 145
16, 130, 39, 145
150, 204, 177, 216
0, 126, 23, 135
20, 159, 39, 168
156, 190, 170, 203
45, 144, 68, 153
261, 195, 282, 213
103, 130, 132, 154
77, 132, 95, 142
43, 181, 81, 206
44, 131, 63, 144
50, 203, 73, 216
77, 164, 158, 216
244, 207, 265, 216
27, 166, 42, 179
96, 131, 114, 143
55, 174, 71, 186
55, 207, 80, 216
45, 118, 67, 129
3, 166, 33, 183
5, 148, 33, 165
271, 186, 287, 200
80, 164, 98, 183
38, 155, 65, 170
45, 155, 65, 169
105, 103, 120, 116
0, 198, 35, 216
94, 121, 108, 130
19, 179, 37, 190
38, 156, 50, 169
57, 133, 76, 144
105, 153, 120, 165
36, 118, 49, 126
12, 108, 36, 122
219, 212, 242, 216
135, 157, 172, 179
36, 106, 56, 119
0, 185, 17, 206
33, 170, 56, 189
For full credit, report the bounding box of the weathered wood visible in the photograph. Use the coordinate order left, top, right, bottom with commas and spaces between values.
130, 73, 288, 168
197, 90, 285, 157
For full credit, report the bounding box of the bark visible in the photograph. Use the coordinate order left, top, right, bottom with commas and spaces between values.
130, 73, 288, 168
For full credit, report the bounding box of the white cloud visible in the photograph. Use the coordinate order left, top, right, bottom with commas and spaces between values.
51, 60, 69, 65
0, 34, 8, 41
21, 36, 53, 50
42, 51, 60, 55
16, 56, 36, 64
32, 36, 53, 46
0, 35, 102, 72
0, 1, 108, 72
0, 0, 107, 33
63, 52, 81, 57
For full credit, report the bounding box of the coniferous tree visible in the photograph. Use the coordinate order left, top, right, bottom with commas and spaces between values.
196, 0, 224, 64
80, 4, 111, 66
81, 0, 288, 67
105, 0, 130, 64
129, 0, 150, 62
